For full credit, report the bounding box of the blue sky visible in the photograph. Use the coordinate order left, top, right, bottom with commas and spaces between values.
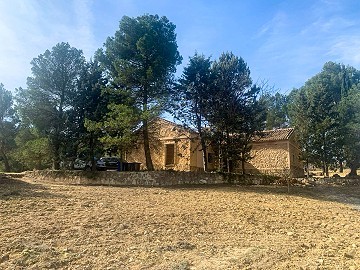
1, 0, 360, 94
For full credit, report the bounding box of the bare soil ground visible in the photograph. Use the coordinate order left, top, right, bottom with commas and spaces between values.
0, 175, 359, 270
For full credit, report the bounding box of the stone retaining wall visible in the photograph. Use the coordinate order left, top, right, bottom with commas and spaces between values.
24, 170, 275, 186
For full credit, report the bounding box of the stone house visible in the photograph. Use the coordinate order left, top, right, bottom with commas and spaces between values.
126, 118, 304, 177
126, 118, 205, 171
243, 128, 304, 177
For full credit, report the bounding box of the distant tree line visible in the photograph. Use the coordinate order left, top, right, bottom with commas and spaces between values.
1, 14, 360, 177
288, 62, 360, 177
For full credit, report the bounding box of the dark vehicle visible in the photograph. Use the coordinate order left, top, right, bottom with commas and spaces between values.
74, 158, 106, 171
99, 157, 120, 170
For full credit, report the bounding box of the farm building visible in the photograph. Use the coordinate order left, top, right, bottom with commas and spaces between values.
125, 118, 304, 177
243, 128, 304, 177
126, 118, 205, 171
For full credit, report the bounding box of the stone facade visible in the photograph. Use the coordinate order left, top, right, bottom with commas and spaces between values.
245, 141, 289, 175
244, 128, 304, 177
125, 118, 204, 171
126, 118, 304, 177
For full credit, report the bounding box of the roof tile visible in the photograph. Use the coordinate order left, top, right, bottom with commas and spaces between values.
254, 128, 294, 142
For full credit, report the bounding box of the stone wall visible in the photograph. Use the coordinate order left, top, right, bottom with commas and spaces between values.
126, 138, 194, 171
24, 170, 276, 186
246, 141, 289, 174
126, 118, 202, 171
288, 138, 304, 177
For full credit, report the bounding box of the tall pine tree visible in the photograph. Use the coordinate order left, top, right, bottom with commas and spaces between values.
97, 14, 182, 170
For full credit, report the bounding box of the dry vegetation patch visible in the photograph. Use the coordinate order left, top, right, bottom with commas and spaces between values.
1, 175, 359, 269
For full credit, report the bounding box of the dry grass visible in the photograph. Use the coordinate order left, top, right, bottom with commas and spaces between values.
1, 175, 359, 269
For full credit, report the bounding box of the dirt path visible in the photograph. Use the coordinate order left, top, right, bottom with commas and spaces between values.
1, 176, 359, 269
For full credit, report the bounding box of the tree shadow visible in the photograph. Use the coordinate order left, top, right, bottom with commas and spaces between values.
3, 173, 359, 210
245, 184, 360, 209
0, 174, 66, 200
161, 183, 360, 210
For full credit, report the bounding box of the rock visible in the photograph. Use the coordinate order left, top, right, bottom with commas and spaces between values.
300, 243, 310, 249
0, 254, 9, 263
177, 241, 196, 250
118, 223, 128, 230
344, 249, 355, 259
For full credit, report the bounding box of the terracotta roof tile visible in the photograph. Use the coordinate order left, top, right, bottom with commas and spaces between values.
254, 128, 294, 142
155, 118, 295, 142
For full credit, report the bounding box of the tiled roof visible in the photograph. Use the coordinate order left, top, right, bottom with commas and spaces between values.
154, 118, 295, 142
254, 128, 294, 142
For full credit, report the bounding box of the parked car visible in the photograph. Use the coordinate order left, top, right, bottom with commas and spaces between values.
74, 158, 106, 171
99, 157, 121, 170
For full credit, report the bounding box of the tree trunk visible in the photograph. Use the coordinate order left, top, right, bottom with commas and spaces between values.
196, 114, 208, 172
348, 165, 358, 176
325, 164, 329, 177
52, 92, 66, 171
339, 161, 344, 173
201, 143, 208, 172
52, 141, 60, 170
1, 150, 10, 172
241, 144, 248, 175
306, 159, 309, 178
199, 132, 207, 172
52, 159, 60, 170
89, 133, 96, 171
218, 148, 223, 172
241, 158, 246, 175
36, 155, 42, 170
142, 119, 154, 171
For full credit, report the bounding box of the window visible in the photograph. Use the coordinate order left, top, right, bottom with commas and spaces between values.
165, 144, 175, 166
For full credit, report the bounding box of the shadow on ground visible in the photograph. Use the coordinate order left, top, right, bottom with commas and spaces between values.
162, 183, 360, 210
0, 174, 65, 200
4, 173, 359, 209
247, 184, 360, 210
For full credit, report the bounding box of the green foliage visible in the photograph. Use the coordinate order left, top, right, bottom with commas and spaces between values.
0, 83, 17, 172
178, 52, 257, 172
175, 52, 266, 173
66, 60, 109, 165
11, 127, 51, 170
260, 92, 289, 129
288, 61, 360, 176
97, 14, 182, 115
85, 103, 140, 157
6, 15, 360, 177
17, 42, 86, 169
206, 52, 265, 173
339, 85, 360, 175
97, 14, 182, 170
177, 53, 212, 128
176, 52, 213, 170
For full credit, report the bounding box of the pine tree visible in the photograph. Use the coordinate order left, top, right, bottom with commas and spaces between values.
97, 14, 182, 170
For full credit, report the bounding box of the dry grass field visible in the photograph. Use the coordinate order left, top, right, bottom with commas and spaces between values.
1, 174, 359, 269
